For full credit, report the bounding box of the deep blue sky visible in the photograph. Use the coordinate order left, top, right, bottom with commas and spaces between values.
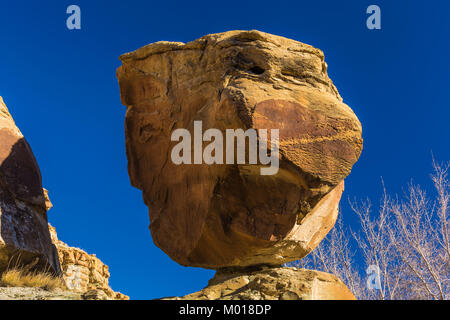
0, 1, 448, 299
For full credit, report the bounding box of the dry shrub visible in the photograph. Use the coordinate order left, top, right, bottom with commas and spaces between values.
0, 268, 66, 291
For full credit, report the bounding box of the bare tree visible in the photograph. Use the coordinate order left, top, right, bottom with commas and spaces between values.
287, 160, 449, 300
388, 160, 449, 300
288, 216, 366, 298
349, 184, 406, 300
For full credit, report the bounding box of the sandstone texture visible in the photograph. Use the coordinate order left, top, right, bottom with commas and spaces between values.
49, 225, 128, 300
166, 267, 355, 300
117, 30, 363, 269
0, 97, 60, 274
0, 287, 119, 300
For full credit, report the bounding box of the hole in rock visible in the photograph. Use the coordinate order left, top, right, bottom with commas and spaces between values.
248, 66, 265, 75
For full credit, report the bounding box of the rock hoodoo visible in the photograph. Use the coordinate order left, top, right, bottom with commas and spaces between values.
117, 30, 363, 273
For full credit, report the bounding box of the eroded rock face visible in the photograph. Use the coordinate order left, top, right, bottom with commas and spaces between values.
49, 225, 128, 300
117, 30, 363, 268
166, 267, 356, 300
0, 97, 61, 274
0, 287, 122, 300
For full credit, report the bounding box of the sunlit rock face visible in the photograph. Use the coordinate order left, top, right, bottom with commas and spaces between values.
117, 30, 363, 269
48, 225, 129, 300
0, 96, 61, 274
165, 267, 356, 300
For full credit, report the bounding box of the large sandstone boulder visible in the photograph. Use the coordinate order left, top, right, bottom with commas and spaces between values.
166, 267, 356, 300
49, 225, 129, 300
0, 97, 60, 274
117, 30, 363, 269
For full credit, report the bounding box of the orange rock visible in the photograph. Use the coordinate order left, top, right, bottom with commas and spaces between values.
49, 225, 128, 300
166, 267, 356, 300
117, 30, 363, 268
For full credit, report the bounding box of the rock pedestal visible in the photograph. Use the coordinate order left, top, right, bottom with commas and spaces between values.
166, 267, 356, 300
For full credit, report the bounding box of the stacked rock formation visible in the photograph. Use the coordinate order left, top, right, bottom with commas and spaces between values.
117, 30, 363, 299
49, 225, 128, 300
0, 96, 60, 274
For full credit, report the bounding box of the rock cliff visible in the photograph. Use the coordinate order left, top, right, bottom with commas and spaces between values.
0, 97, 60, 274
0, 97, 127, 300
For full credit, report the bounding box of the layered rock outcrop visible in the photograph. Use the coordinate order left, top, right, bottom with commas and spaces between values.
49, 225, 128, 300
117, 30, 363, 270
0, 287, 119, 300
0, 97, 60, 274
167, 267, 355, 300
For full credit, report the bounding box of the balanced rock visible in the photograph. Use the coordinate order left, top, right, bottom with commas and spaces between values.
0, 97, 60, 274
166, 267, 355, 300
117, 30, 363, 268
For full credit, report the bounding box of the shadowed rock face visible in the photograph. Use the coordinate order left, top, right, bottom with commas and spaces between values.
0, 97, 61, 274
117, 30, 363, 269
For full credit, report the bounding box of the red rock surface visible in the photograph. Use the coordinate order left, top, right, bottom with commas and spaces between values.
117, 30, 363, 269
